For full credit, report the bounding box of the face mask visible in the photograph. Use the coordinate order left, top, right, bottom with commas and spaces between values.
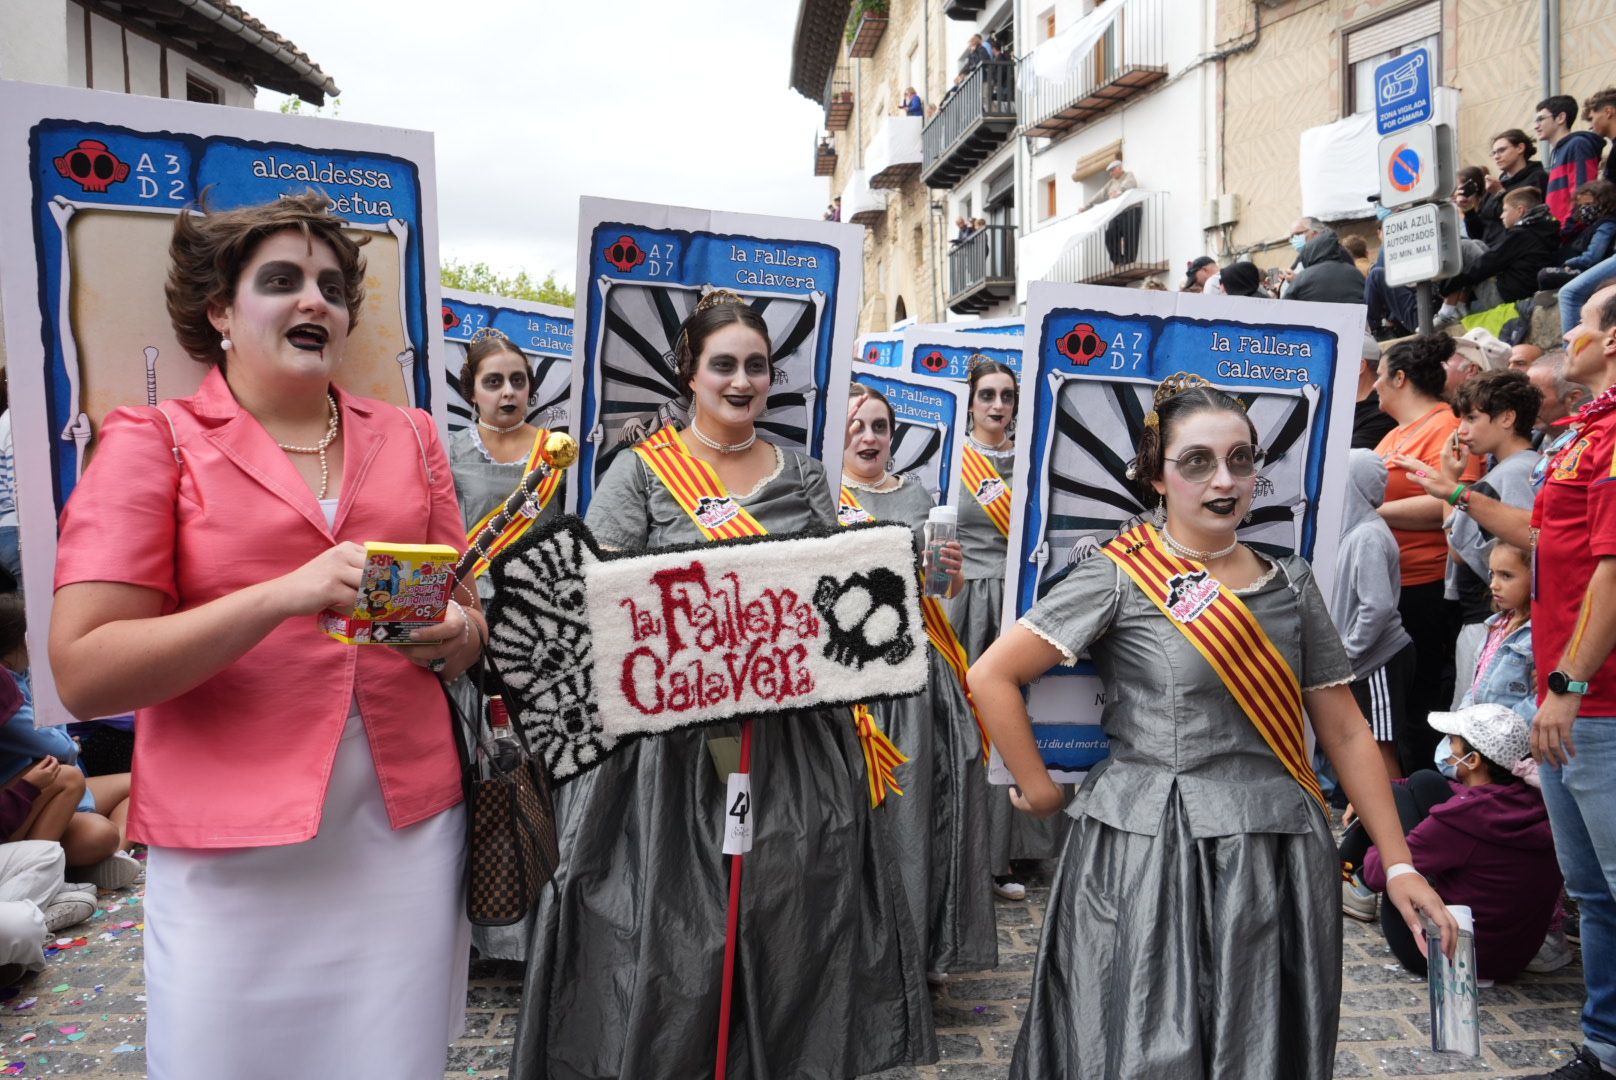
1290, 234, 1307, 252
1435, 736, 1460, 780
1574, 204, 1598, 224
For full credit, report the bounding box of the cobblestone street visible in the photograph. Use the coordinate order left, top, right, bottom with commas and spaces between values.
0, 862, 1589, 1078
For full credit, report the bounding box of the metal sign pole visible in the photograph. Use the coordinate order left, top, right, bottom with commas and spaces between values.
1417, 281, 1433, 335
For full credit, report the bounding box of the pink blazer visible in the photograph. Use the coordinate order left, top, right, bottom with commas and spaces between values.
54, 367, 466, 848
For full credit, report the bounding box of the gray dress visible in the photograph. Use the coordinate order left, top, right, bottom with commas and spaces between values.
449, 425, 564, 962
946, 442, 1065, 869
852, 478, 997, 974
1011, 551, 1354, 1079
510, 446, 936, 1080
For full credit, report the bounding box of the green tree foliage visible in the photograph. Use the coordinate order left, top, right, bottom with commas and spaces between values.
440, 258, 575, 308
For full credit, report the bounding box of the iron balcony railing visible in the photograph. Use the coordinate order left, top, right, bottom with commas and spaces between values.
921, 59, 1017, 189
948, 224, 1017, 313
1018, 0, 1166, 139
1042, 191, 1168, 287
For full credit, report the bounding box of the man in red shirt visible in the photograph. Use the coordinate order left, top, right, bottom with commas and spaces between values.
1527, 281, 1616, 1079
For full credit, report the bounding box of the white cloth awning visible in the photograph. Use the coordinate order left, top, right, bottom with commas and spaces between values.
842, 168, 887, 220
866, 115, 923, 180
1299, 85, 1461, 222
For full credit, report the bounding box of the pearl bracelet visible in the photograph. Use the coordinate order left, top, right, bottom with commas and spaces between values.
447, 599, 471, 646
1385, 862, 1422, 882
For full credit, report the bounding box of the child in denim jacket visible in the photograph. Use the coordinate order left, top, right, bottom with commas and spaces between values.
1458, 543, 1534, 721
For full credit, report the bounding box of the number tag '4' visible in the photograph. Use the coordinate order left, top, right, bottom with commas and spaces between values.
723, 772, 753, 855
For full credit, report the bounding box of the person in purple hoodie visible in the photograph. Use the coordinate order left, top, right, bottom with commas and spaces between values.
1340, 703, 1561, 983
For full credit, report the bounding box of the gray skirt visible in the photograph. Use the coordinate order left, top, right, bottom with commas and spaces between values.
950, 576, 1069, 868
872, 648, 998, 974
1012, 796, 1342, 1079
511, 709, 937, 1080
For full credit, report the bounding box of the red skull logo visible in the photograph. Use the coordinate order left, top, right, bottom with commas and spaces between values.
865, 346, 881, 363
1056, 323, 1107, 366
442, 305, 460, 332
604, 235, 646, 273
53, 139, 130, 193
921, 351, 948, 373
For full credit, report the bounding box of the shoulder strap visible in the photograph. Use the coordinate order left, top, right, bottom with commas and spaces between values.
395, 405, 436, 486
153, 405, 183, 468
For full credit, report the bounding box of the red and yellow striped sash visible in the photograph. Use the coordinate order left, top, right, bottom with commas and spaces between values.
1101, 524, 1324, 808
632, 426, 768, 540
631, 430, 904, 805
466, 428, 565, 579
839, 485, 991, 765
960, 443, 1012, 538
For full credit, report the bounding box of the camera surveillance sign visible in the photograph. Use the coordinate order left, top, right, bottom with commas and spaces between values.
1374, 48, 1433, 136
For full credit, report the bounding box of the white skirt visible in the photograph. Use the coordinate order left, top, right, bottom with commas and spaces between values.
144, 710, 470, 1080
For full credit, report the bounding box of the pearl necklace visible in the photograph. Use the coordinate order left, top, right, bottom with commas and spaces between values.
842, 472, 900, 493
477, 415, 524, 434
688, 418, 756, 454
1162, 525, 1237, 563
968, 433, 1012, 453
276, 393, 340, 499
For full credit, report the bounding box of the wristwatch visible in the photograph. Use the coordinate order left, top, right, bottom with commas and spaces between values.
1548, 670, 1590, 695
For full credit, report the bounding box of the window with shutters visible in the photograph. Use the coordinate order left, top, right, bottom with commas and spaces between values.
1343, 1, 1441, 116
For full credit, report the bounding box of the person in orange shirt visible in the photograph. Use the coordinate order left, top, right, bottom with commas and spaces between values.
1373, 335, 1484, 773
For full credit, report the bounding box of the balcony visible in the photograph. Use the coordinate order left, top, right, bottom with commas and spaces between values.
922, 59, 1017, 189
1019, 0, 1165, 140
866, 115, 923, 189
942, 0, 987, 19
846, 8, 888, 59
824, 67, 853, 130
1041, 190, 1168, 287
843, 169, 888, 226
814, 138, 837, 177
948, 224, 1017, 314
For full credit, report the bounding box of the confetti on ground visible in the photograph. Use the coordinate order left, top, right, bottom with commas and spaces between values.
15, 1035, 32, 1044
12, 997, 35, 1011
57, 1026, 78, 1035
111, 1044, 141, 1054
49, 984, 69, 993
1, 1064, 22, 1076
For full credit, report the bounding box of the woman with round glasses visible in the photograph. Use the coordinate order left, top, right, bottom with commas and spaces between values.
969, 374, 1457, 1079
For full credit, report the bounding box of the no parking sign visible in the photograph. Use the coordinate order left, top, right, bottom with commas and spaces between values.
1376, 122, 1455, 210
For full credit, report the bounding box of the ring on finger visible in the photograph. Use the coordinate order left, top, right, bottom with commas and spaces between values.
428, 657, 448, 673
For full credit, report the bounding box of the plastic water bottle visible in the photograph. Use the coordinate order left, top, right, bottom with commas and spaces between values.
486, 695, 523, 773
923, 506, 958, 597
1424, 904, 1480, 1057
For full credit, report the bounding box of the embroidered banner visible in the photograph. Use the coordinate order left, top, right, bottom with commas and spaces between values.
1101, 523, 1324, 807
487, 518, 929, 779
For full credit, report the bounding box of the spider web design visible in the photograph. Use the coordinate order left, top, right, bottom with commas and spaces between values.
1031, 376, 1316, 599
485, 519, 611, 780
443, 343, 573, 434
590, 281, 823, 486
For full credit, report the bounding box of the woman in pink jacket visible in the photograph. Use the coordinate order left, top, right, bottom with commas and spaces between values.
49, 193, 482, 1079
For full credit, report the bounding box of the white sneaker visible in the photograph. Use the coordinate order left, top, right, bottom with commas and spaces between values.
1526, 930, 1575, 974
992, 875, 1026, 901
1343, 875, 1378, 922
73, 851, 141, 892
42, 890, 96, 934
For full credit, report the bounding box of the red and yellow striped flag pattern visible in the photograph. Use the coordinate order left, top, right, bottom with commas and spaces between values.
960, 443, 1012, 538
466, 428, 564, 579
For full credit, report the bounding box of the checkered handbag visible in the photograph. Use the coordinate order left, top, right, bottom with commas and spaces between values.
445, 671, 560, 927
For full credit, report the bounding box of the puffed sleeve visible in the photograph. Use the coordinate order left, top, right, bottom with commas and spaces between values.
1290, 557, 1356, 691
54, 407, 180, 605
1017, 553, 1123, 665
584, 450, 652, 552
413, 408, 466, 552
796, 455, 839, 530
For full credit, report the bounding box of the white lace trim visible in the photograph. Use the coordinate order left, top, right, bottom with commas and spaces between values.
733, 445, 785, 500
1228, 558, 1279, 595
1018, 617, 1076, 665
1303, 675, 1355, 693
467, 425, 529, 467
842, 471, 906, 494
967, 434, 1014, 456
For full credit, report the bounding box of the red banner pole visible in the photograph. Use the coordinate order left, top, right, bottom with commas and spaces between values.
713, 716, 754, 1080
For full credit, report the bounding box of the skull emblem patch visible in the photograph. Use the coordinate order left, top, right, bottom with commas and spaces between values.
812, 568, 914, 670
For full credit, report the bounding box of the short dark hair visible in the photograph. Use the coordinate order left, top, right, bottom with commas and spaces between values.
1537, 94, 1579, 129
0, 591, 25, 662
1382, 334, 1453, 400
1130, 382, 1259, 508
672, 297, 773, 398
847, 381, 896, 428
165, 190, 367, 368
1584, 87, 1616, 119
1503, 186, 1543, 211
1453, 369, 1542, 438
458, 333, 533, 405
1491, 127, 1532, 150
967, 357, 1018, 406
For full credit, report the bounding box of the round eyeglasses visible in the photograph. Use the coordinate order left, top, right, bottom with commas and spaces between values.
1163, 444, 1263, 483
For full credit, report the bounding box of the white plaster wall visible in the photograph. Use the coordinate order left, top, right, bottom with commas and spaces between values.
0, 0, 70, 85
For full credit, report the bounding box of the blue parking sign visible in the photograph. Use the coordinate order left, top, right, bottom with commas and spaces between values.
1375, 48, 1433, 135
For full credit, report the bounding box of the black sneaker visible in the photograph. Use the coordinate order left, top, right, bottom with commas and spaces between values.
1522, 1046, 1610, 1079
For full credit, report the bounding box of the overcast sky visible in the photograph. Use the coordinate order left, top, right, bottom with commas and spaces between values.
248, 1, 830, 289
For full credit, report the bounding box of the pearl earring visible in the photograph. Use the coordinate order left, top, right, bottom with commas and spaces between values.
220, 337, 232, 351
